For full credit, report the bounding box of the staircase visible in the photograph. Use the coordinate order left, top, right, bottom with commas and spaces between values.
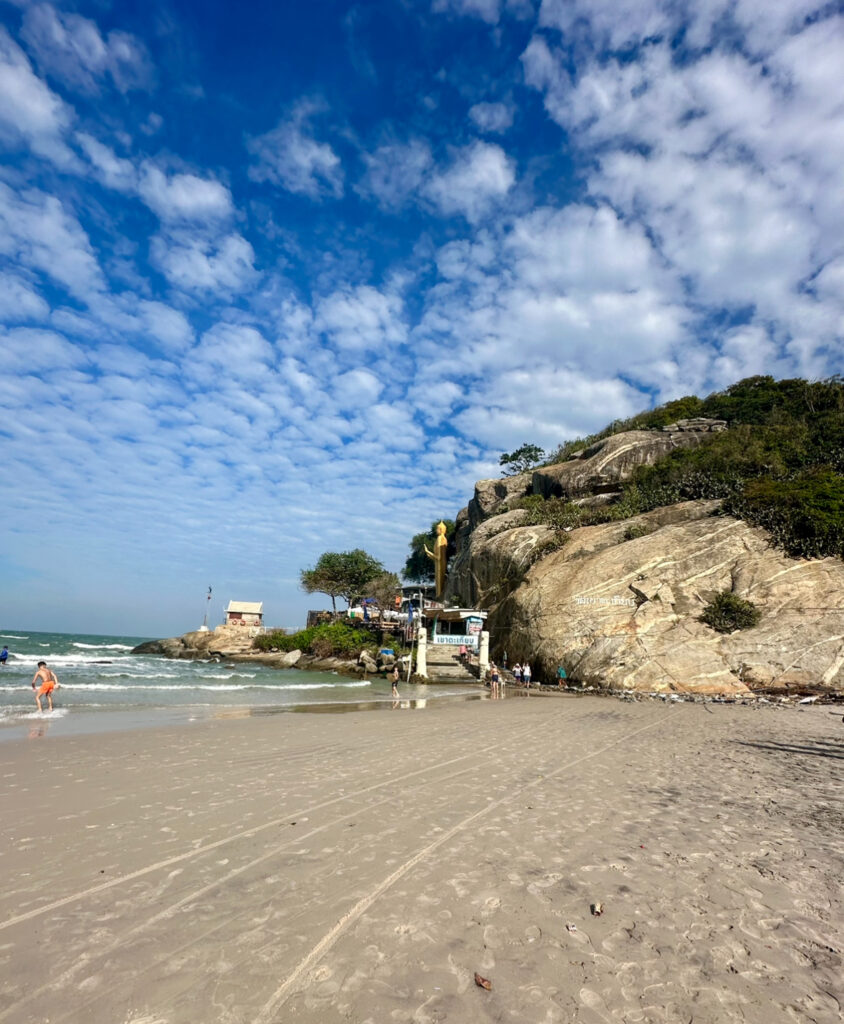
424, 645, 480, 684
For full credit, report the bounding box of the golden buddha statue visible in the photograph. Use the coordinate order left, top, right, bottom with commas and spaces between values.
424, 521, 448, 598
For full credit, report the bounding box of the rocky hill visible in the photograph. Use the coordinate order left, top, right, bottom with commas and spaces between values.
445, 390, 844, 696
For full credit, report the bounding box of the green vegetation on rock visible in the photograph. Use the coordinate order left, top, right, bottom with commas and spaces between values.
699, 592, 762, 633
254, 623, 378, 658
546, 375, 843, 467
504, 376, 844, 561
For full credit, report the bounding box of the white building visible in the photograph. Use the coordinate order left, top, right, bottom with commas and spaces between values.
224, 601, 264, 627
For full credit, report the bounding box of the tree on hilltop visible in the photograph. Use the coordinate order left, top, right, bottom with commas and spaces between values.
499, 443, 545, 475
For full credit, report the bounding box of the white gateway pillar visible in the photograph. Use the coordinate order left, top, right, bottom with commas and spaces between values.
416, 627, 428, 679
479, 630, 490, 678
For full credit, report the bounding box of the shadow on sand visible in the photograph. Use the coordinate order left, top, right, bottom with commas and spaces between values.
738, 736, 844, 761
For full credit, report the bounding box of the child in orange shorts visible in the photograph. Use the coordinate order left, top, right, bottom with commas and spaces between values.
31, 662, 60, 712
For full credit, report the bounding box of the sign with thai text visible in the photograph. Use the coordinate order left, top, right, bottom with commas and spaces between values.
432, 634, 478, 647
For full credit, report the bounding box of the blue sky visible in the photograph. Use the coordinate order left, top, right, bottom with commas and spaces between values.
1, 0, 842, 637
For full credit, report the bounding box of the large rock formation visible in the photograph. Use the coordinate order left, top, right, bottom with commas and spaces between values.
446, 426, 844, 696
532, 422, 723, 500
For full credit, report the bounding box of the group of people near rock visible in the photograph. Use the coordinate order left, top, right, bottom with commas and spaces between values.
487, 659, 569, 690
511, 662, 532, 686
486, 660, 533, 691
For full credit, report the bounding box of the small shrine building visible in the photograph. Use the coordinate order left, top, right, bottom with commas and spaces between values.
224, 601, 264, 627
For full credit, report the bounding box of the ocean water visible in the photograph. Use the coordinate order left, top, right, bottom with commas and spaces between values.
0, 629, 478, 740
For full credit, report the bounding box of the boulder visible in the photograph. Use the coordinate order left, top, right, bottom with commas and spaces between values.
132, 627, 265, 661
531, 429, 715, 500
445, 508, 555, 609
662, 417, 727, 432
466, 470, 533, 528
359, 651, 378, 673
489, 505, 844, 695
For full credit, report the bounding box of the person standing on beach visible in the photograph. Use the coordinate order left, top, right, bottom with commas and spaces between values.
31, 661, 60, 712
0, 646, 8, 666
490, 663, 500, 697
391, 663, 400, 698
557, 665, 567, 688
513, 663, 522, 685
523, 662, 532, 688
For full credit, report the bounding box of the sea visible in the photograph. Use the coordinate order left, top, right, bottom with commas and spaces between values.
0, 629, 478, 742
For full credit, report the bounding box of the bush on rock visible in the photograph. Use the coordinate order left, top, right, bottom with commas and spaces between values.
699, 591, 761, 633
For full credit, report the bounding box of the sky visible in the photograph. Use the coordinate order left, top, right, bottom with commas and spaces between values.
1, 0, 842, 637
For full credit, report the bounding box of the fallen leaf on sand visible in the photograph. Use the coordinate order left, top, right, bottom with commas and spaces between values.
474, 973, 492, 991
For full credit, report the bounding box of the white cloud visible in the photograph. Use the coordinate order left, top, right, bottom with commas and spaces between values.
1, 326, 88, 373
356, 139, 433, 209
0, 272, 50, 322
0, 27, 78, 167
20, 2, 153, 94
316, 285, 408, 351
357, 138, 515, 222
537, 0, 827, 55
0, 182, 104, 300
455, 367, 645, 449
708, 324, 784, 389
189, 323, 276, 383
468, 101, 514, 134
138, 163, 234, 222
138, 301, 194, 352
248, 99, 344, 200
422, 140, 515, 222
332, 368, 385, 409
151, 231, 257, 294
76, 132, 136, 191
523, 8, 844, 378
432, 0, 502, 24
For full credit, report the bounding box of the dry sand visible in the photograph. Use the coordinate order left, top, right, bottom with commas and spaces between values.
0, 695, 841, 1024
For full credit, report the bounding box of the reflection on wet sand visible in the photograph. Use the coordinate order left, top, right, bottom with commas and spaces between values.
235, 694, 483, 719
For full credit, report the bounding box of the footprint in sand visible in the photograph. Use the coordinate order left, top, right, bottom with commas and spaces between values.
481, 895, 501, 914
579, 986, 615, 1022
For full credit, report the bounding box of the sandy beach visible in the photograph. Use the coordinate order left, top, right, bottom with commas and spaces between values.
0, 695, 841, 1024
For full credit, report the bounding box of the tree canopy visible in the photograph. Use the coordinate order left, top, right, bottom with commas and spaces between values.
364, 571, 402, 609
403, 519, 456, 582
300, 549, 385, 610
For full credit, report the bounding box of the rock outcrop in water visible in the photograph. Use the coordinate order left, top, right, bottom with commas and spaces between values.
446, 425, 844, 696
132, 627, 377, 676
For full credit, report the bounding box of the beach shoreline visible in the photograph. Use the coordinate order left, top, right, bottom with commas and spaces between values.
0, 697, 841, 1023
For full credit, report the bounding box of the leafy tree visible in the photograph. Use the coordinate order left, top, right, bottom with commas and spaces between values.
404, 520, 456, 582
499, 443, 545, 475
363, 571, 402, 609
300, 549, 385, 611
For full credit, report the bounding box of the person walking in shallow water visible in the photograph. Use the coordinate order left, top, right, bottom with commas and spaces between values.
490, 663, 500, 698
0, 646, 8, 667
391, 663, 400, 698
32, 661, 60, 712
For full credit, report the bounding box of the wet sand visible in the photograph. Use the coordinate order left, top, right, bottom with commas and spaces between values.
0, 696, 841, 1023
